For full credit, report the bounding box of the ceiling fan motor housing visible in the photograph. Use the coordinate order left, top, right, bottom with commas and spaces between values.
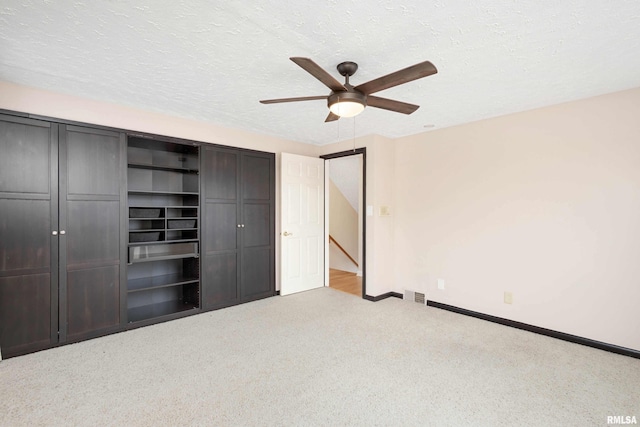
328, 90, 366, 106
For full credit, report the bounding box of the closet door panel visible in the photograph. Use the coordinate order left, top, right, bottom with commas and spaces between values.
201, 147, 240, 310
0, 199, 51, 271
205, 150, 237, 200
66, 200, 120, 267
65, 200, 120, 339
239, 152, 274, 302
241, 247, 272, 299
243, 203, 270, 248
66, 129, 120, 196
66, 265, 119, 338
202, 253, 238, 308
0, 115, 57, 358
204, 202, 237, 252
242, 155, 271, 201
0, 274, 51, 354
0, 120, 50, 194
60, 126, 124, 343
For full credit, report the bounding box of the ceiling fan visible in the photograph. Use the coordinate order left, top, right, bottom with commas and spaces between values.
260, 57, 438, 122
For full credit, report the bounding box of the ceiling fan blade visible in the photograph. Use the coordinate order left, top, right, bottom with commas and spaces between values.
325, 112, 340, 122
260, 95, 327, 104
290, 57, 347, 92
366, 96, 420, 114
354, 61, 437, 95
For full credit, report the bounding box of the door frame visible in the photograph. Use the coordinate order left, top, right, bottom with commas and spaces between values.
320, 148, 367, 298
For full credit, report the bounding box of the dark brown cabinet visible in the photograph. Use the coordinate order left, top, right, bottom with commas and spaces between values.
201, 146, 275, 310
1, 111, 275, 358
0, 115, 58, 357
59, 125, 126, 342
0, 114, 126, 357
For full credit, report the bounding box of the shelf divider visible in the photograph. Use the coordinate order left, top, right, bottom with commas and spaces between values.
128, 300, 198, 323
128, 273, 199, 292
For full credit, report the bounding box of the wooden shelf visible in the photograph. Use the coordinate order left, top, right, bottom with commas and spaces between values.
128, 300, 198, 323
128, 242, 198, 262
127, 162, 198, 173
130, 205, 195, 209
126, 138, 201, 325
128, 190, 199, 196
128, 238, 198, 246
129, 253, 198, 263
128, 273, 199, 292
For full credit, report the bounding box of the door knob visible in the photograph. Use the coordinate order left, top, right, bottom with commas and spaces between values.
52, 231, 58, 236
59, 230, 66, 235
283, 231, 293, 236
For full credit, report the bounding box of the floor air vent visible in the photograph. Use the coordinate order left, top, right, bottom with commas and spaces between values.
404, 290, 426, 304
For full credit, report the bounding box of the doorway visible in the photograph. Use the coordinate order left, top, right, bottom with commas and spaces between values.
321, 148, 366, 298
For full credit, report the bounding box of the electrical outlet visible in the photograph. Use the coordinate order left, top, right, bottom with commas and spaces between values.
437, 279, 445, 290
504, 291, 513, 304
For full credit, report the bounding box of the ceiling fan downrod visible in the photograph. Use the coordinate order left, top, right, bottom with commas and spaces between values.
336, 61, 358, 87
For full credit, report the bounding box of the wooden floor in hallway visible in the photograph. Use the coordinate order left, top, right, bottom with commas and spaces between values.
329, 268, 361, 297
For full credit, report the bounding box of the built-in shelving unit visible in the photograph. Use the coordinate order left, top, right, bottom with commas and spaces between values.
129, 207, 199, 243
1, 109, 277, 359
126, 137, 200, 323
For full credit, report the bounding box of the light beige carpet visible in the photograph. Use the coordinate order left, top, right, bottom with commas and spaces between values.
1, 287, 638, 426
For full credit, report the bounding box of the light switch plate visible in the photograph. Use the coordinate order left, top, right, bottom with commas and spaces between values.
504, 292, 513, 304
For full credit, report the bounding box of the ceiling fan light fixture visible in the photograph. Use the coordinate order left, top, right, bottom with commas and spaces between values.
328, 92, 366, 118
261, 57, 438, 122
329, 100, 365, 118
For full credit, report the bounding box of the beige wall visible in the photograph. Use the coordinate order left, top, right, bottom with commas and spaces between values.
0, 81, 319, 291
0, 81, 317, 155
393, 87, 640, 351
5, 80, 638, 351
328, 179, 359, 264
328, 242, 358, 273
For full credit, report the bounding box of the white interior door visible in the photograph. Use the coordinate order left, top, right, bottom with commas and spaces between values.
280, 152, 325, 295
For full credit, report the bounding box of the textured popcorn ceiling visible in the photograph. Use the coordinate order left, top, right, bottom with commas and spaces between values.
1, 1, 640, 145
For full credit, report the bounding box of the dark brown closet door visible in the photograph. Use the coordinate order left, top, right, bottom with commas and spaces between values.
59, 125, 126, 342
201, 147, 275, 309
0, 115, 58, 358
201, 147, 240, 309
240, 153, 274, 301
